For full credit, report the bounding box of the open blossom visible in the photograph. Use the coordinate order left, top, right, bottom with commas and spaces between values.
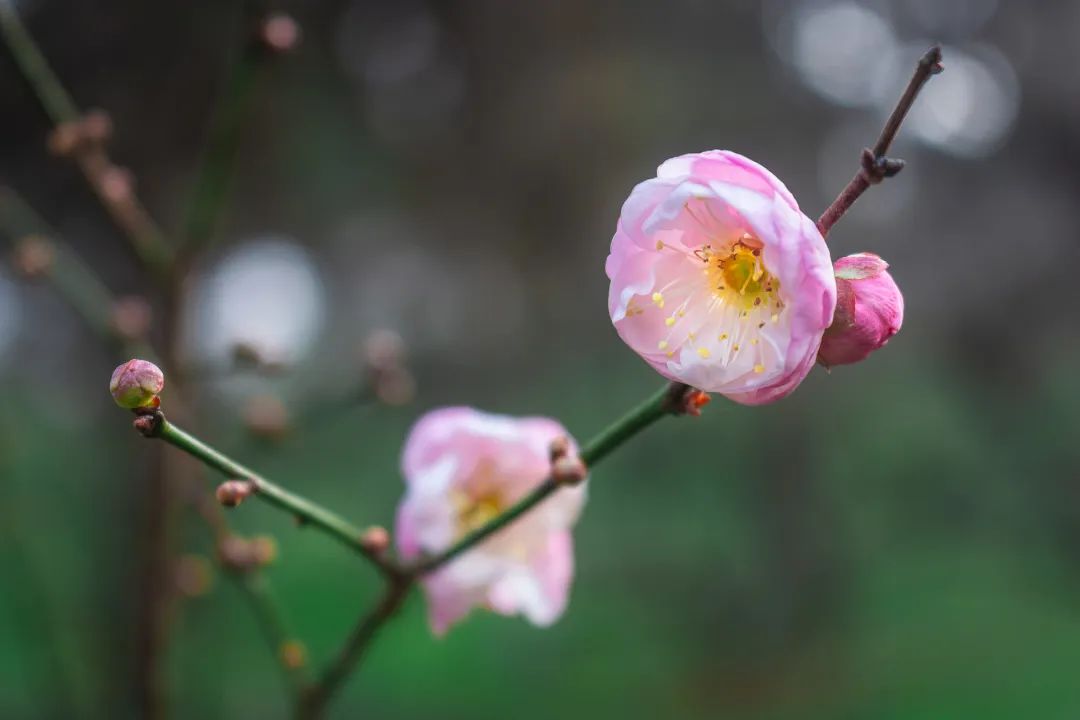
818, 253, 903, 367
396, 407, 586, 635
606, 151, 836, 404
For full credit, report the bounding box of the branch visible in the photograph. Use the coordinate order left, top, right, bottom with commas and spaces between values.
300, 382, 696, 717
409, 381, 692, 575
816, 45, 944, 237
182, 10, 297, 257
0, 186, 154, 359
297, 578, 411, 718
137, 411, 400, 578
0, 1, 174, 274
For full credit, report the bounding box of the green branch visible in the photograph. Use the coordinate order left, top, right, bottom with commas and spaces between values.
148, 415, 397, 577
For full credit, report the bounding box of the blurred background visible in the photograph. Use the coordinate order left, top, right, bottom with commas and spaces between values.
2, 0, 1079, 718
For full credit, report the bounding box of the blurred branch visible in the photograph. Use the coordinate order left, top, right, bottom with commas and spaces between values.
197, 495, 313, 695
300, 381, 696, 716
298, 579, 410, 719
0, 186, 154, 359
0, 1, 174, 274
138, 411, 400, 578
817, 45, 944, 237
182, 9, 298, 258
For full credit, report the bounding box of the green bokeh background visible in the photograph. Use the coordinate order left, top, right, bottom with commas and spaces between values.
3, 1, 1079, 718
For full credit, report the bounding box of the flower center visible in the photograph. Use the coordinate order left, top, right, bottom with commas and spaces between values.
452, 487, 505, 538
699, 238, 781, 311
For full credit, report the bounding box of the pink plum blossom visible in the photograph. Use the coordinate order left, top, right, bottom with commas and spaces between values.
606, 150, 836, 404
818, 253, 903, 367
395, 407, 586, 635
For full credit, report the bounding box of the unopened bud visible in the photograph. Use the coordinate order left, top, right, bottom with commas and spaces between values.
216, 479, 255, 508
818, 253, 904, 368
99, 166, 134, 204
12, 235, 54, 278
110, 358, 164, 409
81, 109, 113, 144
552, 454, 587, 486
548, 435, 571, 462
47, 122, 82, 156
175, 554, 213, 597
251, 535, 278, 566
261, 13, 301, 53
244, 394, 290, 439
110, 296, 152, 340
359, 526, 390, 554
363, 329, 406, 371
218, 535, 253, 571
280, 640, 307, 669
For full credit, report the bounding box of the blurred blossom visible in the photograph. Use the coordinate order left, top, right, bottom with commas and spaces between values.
396, 407, 586, 635
335, 0, 465, 147
899, 0, 999, 38
0, 270, 21, 365
779, 1, 899, 107
185, 238, 325, 367
607, 151, 835, 405
897, 44, 1019, 158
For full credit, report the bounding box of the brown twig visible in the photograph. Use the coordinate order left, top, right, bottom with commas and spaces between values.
816, 45, 944, 237
0, 1, 174, 275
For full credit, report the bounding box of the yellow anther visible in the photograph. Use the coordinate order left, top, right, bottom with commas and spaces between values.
665, 316, 676, 327
658, 340, 668, 350
697, 347, 711, 359
651, 292, 664, 308
771, 313, 779, 323
719, 332, 728, 341
656, 240, 665, 250
753, 363, 765, 374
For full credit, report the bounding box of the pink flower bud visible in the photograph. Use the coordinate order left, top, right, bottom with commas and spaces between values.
818, 253, 904, 368
606, 151, 836, 405
109, 358, 164, 409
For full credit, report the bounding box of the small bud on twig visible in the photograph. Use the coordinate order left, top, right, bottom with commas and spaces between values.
132, 410, 163, 437
244, 394, 290, 440
174, 554, 213, 598
279, 640, 307, 670
359, 526, 390, 555
110, 296, 153, 341
110, 358, 164, 409
99, 166, 134, 204
46, 121, 82, 157
251, 535, 278, 566
81, 109, 113, 144
260, 13, 301, 54
11, 235, 54, 278
362, 329, 416, 406
548, 435, 571, 462
216, 479, 255, 508
552, 454, 587, 486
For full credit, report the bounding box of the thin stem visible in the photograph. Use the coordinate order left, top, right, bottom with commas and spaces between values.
0, 186, 155, 359
0, 1, 78, 124
181, 7, 267, 256
410, 381, 689, 576
149, 415, 398, 577
236, 571, 313, 695
816, 45, 943, 237
0, 1, 174, 274
298, 580, 411, 719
